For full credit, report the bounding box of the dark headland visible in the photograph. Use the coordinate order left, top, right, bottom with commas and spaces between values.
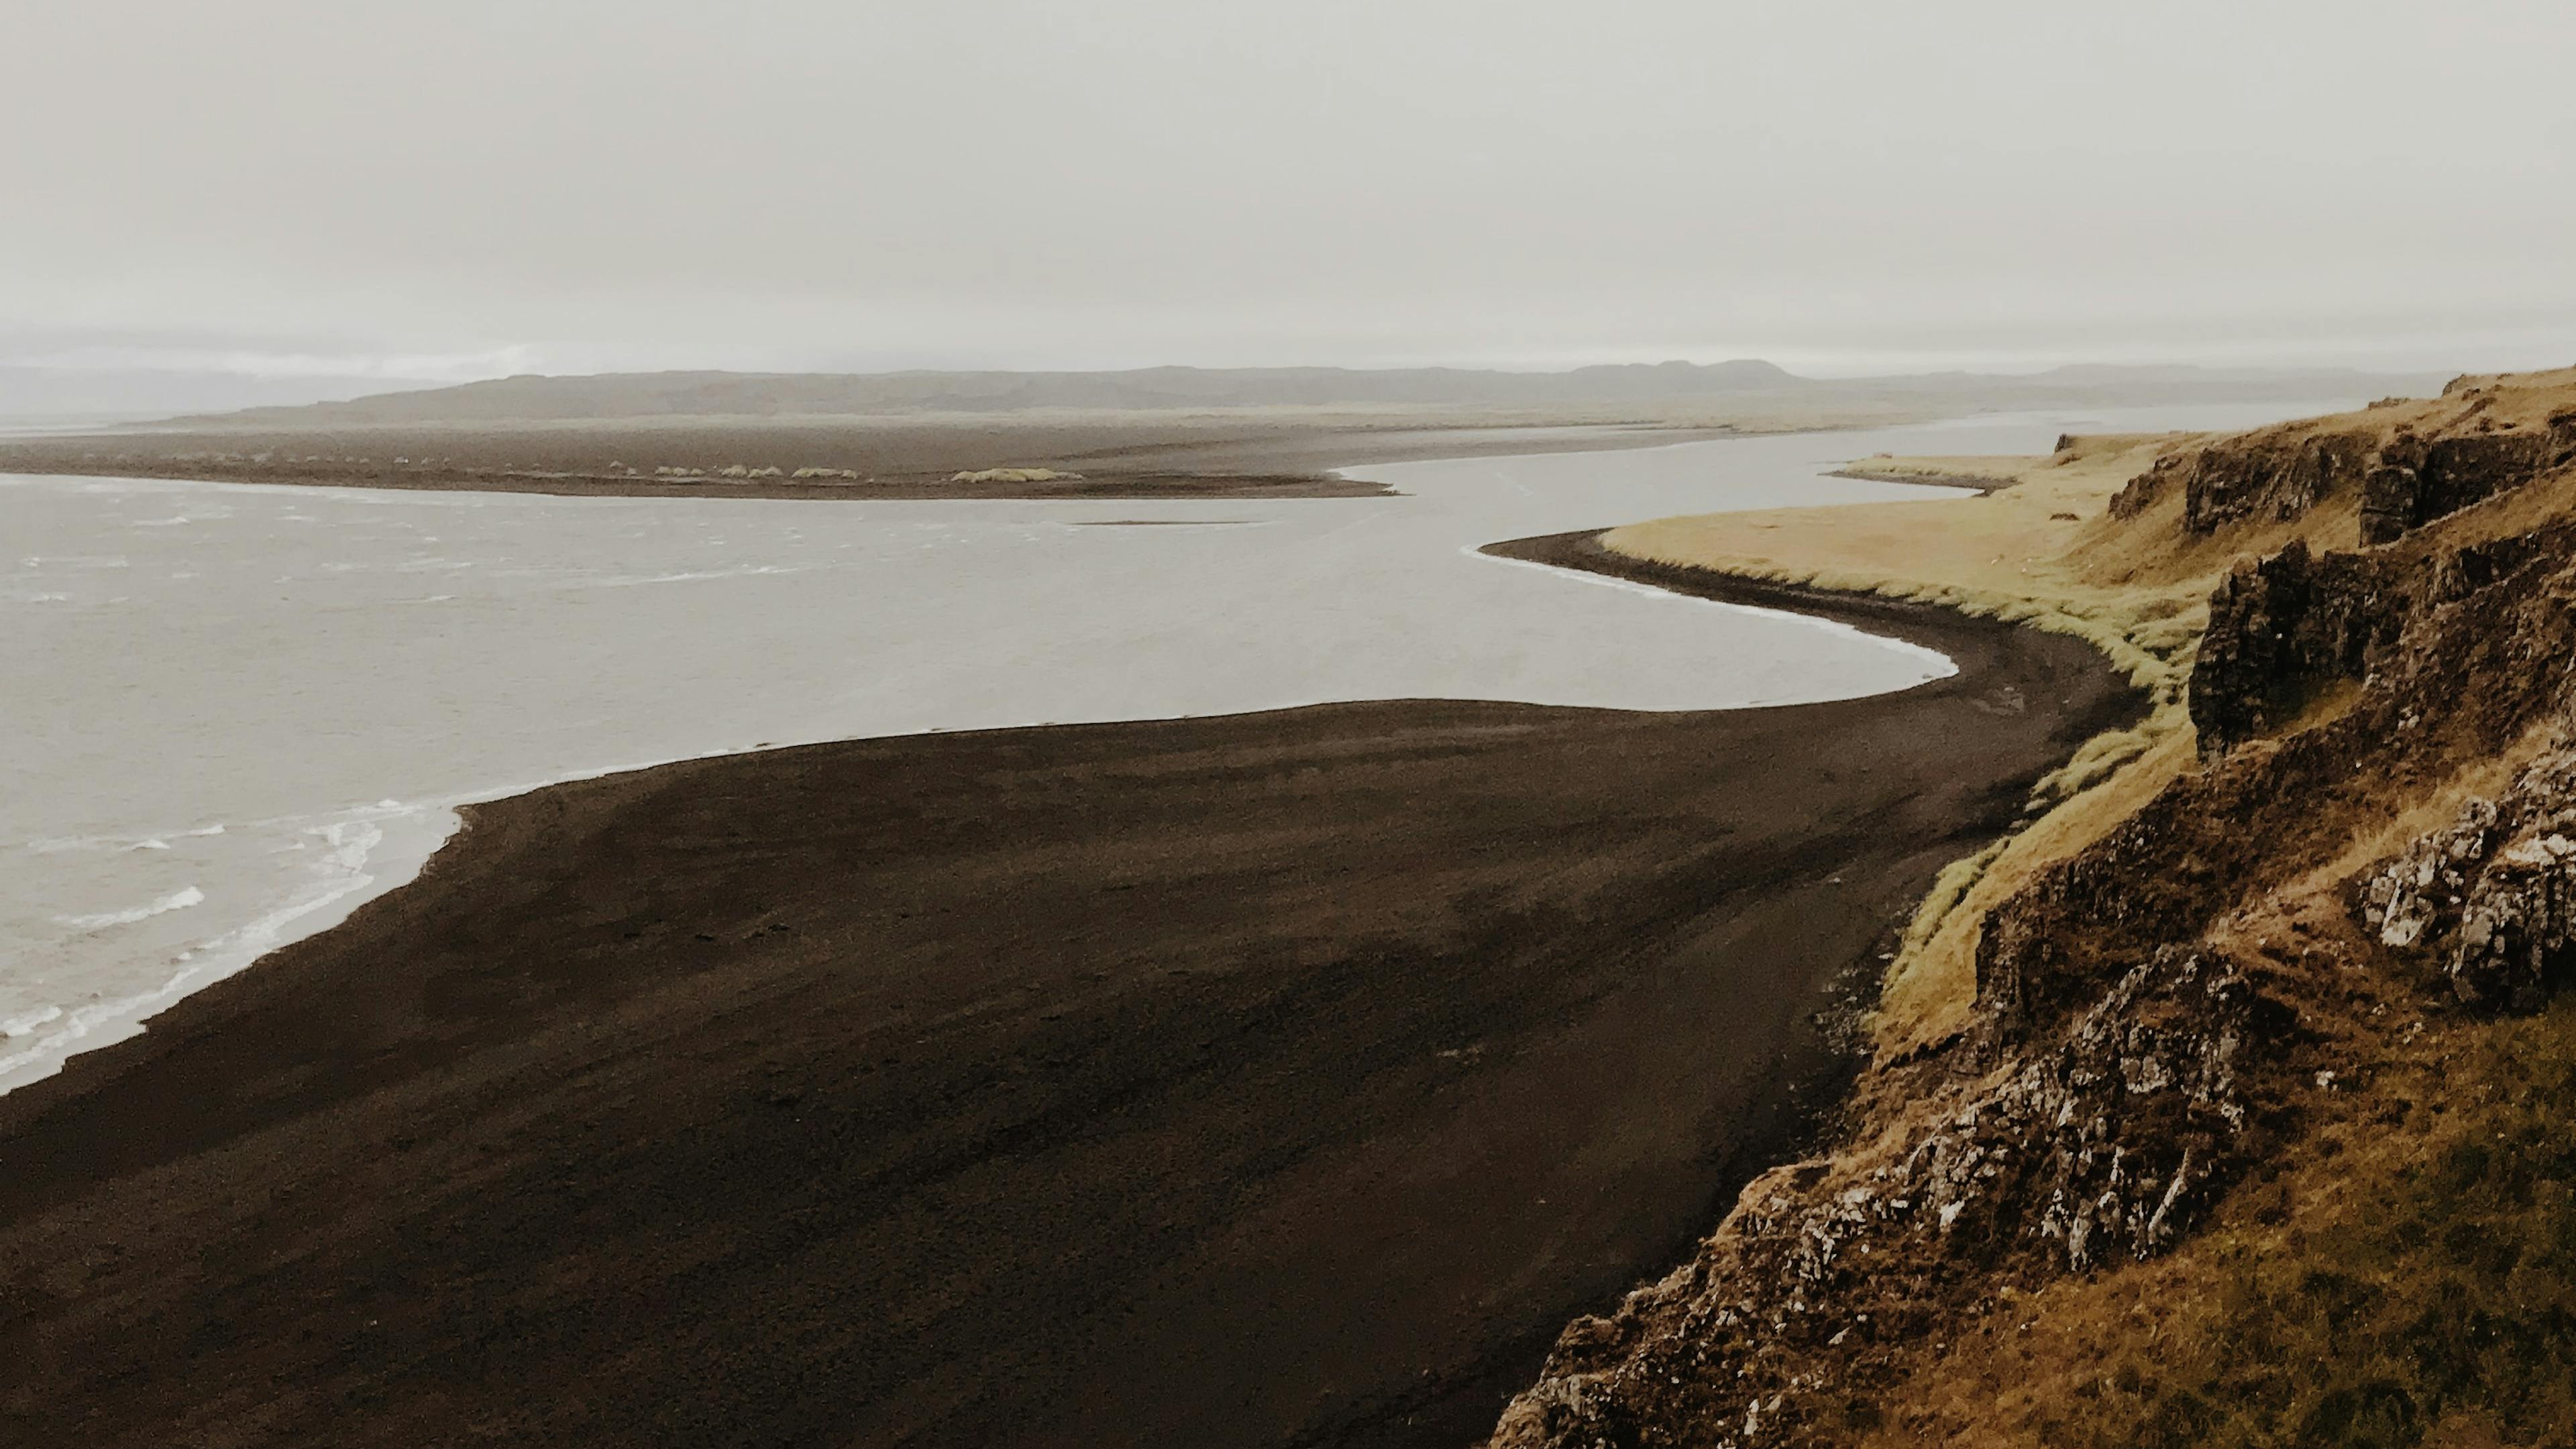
0, 529, 2135, 1448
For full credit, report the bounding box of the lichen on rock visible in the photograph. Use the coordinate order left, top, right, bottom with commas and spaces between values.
2362, 747, 2576, 1011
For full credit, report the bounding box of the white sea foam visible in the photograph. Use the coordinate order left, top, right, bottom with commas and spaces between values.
0, 812, 429, 1093
570, 563, 816, 590
58, 885, 207, 930
28, 822, 227, 854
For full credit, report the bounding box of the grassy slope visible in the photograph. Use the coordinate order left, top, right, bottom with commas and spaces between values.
1854, 874, 2576, 1449
1597, 367, 2576, 1444
1854, 381, 2576, 1448
1607, 435, 2216, 1052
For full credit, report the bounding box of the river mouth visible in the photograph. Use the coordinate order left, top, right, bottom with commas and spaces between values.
0, 402, 2359, 1096
2, 430, 1961, 1096
0, 402, 2342, 1444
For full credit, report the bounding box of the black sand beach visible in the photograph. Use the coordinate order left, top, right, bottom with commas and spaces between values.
0, 534, 2137, 1448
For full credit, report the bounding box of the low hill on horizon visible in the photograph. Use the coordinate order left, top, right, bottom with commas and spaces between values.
170, 359, 1801, 425
156, 359, 2445, 428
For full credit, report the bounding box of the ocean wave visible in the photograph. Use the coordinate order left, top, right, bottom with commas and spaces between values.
57, 885, 207, 930
0, 815, 411, 1094
28, 822, 226, 854
567, 564, 816, 590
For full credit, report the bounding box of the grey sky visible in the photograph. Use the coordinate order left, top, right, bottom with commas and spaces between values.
4, 0, 2572, 380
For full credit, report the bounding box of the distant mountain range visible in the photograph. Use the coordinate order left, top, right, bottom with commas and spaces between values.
0, 366, 452, 425
134, 360, 2447, 427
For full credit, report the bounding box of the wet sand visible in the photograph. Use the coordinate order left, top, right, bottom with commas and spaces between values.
0, 533, 2138, 1448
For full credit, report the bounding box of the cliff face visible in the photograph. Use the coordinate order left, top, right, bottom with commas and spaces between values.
1490, 943, 2283, 1448
2114, 429, 2377, 532
2357, 427, 2570, 544
1491, 370, 2576, 1447
2185, 527, 2564, 755
2106, 378, 2576, 544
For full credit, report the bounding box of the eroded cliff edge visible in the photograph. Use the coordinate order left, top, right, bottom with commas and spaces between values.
1495, 367, 2576, 1446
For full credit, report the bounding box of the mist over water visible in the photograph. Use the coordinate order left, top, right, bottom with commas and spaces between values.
0, 402, 2347, 1090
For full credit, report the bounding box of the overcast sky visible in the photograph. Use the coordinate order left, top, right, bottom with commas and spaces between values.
4, 0, 2573, 382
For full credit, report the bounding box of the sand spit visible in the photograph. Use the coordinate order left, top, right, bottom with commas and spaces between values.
0, 539, 2133, 1448
0, 419, 1757, 502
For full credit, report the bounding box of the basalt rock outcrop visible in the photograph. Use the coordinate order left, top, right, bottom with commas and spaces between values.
2106, 405, 2576, 543
2187, 522, 2571, 756
2186, 540, 2403, 754
2106, 429, 2374, 529
2357, 427, 2569, 545
2362, 747, 2576, 1012
1489, 947, 2281, 1449
2192, 431, 2373, 533
2102, 452, 2172, 521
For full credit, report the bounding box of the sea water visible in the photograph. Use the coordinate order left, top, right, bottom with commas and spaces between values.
0, 402, 2351, 1091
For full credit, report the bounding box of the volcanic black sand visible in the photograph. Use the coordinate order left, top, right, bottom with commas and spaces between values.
0, 420, 1741, 501
0, 533, 2138, 1448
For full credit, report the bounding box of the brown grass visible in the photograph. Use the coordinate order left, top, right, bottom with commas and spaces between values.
1854, 992, 2576, 1448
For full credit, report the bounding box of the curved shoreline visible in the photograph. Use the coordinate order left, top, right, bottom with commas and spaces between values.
1485, 527, 2008, 638
0, 535, 2141, 1448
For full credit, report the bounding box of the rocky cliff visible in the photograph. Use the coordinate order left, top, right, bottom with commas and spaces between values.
2108, 375, 2576, 545
1491, 368, 2576, 1446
